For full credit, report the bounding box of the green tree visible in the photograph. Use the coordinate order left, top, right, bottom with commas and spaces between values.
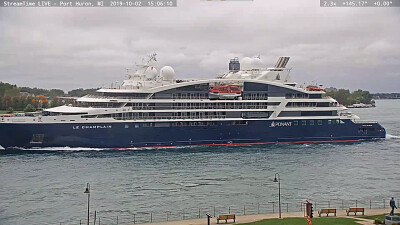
7, 107, 14, 113
326, 89, 351, 105
12, 96, 27, 111
68, 88, 98, 97
2, 96, 12, 110
24, 104, 36, 112
48, 89, 65, 97
326, 88, 374, 106
4, 88, 20, 97
50, 98, 63, 108
0, 82, 17, 97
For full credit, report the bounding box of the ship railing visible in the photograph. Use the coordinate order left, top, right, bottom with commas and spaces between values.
129, 106, 268, 110
84, 94, 209, 100
112, 115, 227, 121
352, 120, 378, 124
285, 105, 337, 108
67, 198, 395, 225
84, 95, 148, 100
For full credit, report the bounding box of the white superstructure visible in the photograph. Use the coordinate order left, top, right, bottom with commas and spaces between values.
2, 54, 357, 125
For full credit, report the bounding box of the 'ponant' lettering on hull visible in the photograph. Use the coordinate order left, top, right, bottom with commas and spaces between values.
270, 121, 292, 127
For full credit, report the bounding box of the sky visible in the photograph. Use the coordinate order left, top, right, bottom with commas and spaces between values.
0, 0, 399, 93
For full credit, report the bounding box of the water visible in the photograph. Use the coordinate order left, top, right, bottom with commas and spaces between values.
1, 100, 400, 225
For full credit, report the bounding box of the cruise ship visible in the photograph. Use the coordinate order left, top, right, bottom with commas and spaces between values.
0, 54, 386, 149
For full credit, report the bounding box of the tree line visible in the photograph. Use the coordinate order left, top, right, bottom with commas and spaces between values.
324, 89, 374, 106
372, 93, 400, 99
0, 82, 98, 113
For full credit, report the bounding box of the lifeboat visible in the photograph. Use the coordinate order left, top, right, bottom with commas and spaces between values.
209, 85, 242, 100
306, 86, 325, 91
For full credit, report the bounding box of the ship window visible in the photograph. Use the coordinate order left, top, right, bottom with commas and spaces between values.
31, 134, 44, 143
302, 120, 307, 126
310, 120, 314, 125
125, 124, 129, 129
318, 120, 323, 125
358, 128, 368, 135
340, 120, 345, 124
294, 121, 298, 126
135, 124, 139, 128
328, 120, 332, 124
336, 120, 340, 124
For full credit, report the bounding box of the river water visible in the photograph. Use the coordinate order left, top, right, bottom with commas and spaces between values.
1, 100, 399, 225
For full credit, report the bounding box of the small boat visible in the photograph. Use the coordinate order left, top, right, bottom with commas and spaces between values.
347, 103, 375, 108
209, 85, 242, 99
306, 86, 325, 91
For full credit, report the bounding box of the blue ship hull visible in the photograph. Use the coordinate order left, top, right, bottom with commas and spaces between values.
0, 119, 386, 149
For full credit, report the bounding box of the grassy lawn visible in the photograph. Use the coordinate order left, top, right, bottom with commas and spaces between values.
240, 217, 361, 225
360, 213, 400, 221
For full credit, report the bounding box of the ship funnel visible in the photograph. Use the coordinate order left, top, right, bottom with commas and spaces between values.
274, 57, 290, 68
229, 57, 240, 73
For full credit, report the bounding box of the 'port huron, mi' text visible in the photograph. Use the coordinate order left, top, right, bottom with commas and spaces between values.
60, 1, 94, 6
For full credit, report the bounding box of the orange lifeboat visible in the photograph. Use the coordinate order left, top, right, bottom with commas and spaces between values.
209, 85, 242, 94
306, 86, 325, 91
209, 85, 242, 99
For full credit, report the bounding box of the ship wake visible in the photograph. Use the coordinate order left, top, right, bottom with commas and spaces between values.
386, 134, 400, 139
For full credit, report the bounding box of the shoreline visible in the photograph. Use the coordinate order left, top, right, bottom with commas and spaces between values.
131, 208, 390, 225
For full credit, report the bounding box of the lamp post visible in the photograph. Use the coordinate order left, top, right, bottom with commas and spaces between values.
84, 183, 90, 225
273, 173, 281, 219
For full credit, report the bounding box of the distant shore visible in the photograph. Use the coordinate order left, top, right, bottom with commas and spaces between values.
372, 93, 400, 99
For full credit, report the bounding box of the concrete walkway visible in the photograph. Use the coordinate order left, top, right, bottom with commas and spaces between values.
354, 218, 375, 225
134, 208, 388, 225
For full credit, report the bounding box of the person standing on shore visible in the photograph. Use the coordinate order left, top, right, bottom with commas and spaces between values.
390, 197, 397, 216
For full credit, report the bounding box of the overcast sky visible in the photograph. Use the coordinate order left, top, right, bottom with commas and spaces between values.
0, 0, 399, 92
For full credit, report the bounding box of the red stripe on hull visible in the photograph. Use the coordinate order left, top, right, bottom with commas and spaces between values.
280, 140, 359, 144
113, 139, 360, 150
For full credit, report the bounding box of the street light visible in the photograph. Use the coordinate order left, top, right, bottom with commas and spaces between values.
84, 183, 90, 225
273, 173, 281, 219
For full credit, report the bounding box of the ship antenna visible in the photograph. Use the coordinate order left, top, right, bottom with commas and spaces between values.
141, 53, 157, 76
126, 68, 131, 79
145, 53, 157, 66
